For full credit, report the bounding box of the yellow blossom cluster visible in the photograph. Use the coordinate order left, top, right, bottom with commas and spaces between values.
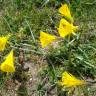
0, 35, 15, 72
40, 4, 78, 48
39, 4, 86, 88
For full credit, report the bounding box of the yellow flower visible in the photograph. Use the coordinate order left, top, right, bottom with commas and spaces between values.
0, 35, 10, 51
58, 71, 86, 87
0, 50, 15, 72
58, 18, 78, 38
58, 4, 73, 23
40, 31, 56, 48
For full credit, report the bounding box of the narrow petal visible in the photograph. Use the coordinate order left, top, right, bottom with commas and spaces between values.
40, 31, 56, 48
58, 18, 78, 38
0, 35, 10, 51
0, 50, 15, 72
58, 4, 73, 23
58, 71, 86, 87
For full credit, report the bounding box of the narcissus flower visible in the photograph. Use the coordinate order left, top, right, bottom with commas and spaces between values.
0, 35, 10, 51
0, 50, 15, 72
58, 18, 78, 38
58, 71, 86, 87
58, 4, 73, 23
40, 31, 56, 48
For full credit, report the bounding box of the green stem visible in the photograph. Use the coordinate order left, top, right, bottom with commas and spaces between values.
68, 35, 71, 65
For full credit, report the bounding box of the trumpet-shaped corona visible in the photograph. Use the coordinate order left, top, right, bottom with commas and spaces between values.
40, 31, 56, 48
58, 4, 73, 22
58, 18, 78, 38
0, 50, 15, 72
58, 71, 86, 87
0, 35, 10, 51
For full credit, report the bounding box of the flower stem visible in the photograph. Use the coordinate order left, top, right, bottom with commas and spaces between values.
68, 35, 71, 65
